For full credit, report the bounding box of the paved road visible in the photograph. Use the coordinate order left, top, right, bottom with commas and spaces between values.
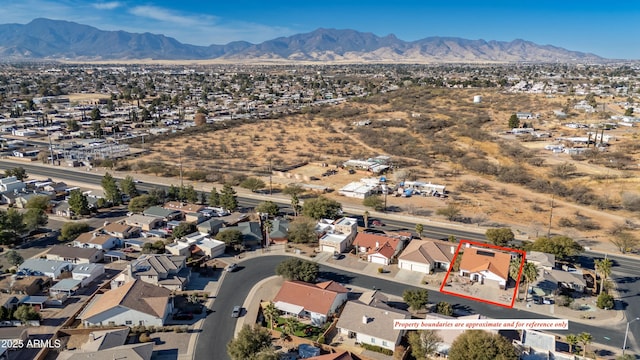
3, 161, 638, 353
197, 255, 633, 360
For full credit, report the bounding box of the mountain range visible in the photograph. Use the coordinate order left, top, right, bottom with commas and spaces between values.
0, 18, 605, 63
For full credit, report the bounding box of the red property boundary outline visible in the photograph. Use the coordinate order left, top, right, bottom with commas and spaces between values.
439, 240, 526, 309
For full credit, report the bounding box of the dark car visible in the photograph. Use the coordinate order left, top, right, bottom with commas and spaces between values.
332, 252, 343, 260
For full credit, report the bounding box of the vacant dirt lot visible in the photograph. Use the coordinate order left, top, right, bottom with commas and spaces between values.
125, 88, 640, 246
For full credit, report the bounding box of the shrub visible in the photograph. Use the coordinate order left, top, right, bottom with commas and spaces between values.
557, 295, 573, 307
596, 292, 614, 309
378, 267, 384, 273
317, 335, 325, 344
361, 343, 394, 355
139, 333, 152, 343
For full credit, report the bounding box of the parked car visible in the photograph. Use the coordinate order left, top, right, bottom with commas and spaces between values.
332, 252, 343, 260
226, 263, 238, 272
372, 220, 385, 227
231, 306, 241, 318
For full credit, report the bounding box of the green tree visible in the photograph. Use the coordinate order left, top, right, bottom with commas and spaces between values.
5, 250, 23, 267
179, 185, 198, 203
624, 107, 634, 116
565, 334, 578, 354
508, 114, 520, 129
90, 107, 102, 121
302, 196, 342, 220
167, 185, 179, 201
101, 172, 121, 205
216, 229, 243, 249
275, 258, 319, 282
282, 317, 297, 337
0, 209, 26, 246
92, 121, 103, 138
220, 184, 238, 211
172, 223, 196, 239
208, 187, 220, 207
23, 208, 48, 233
527, 236, 583, 260
25, 195, 49, 212
142, 241, 166, 254
362, 195, 385, 211
282, 184, 305, 198
13, 304, 41, 324
403, 289, 429, 312
255, 201, 279, 217
436, 204, 461, 222
120, 175, 139, 198
578, 332, 592, 357
68, 189, 90, 216
448, 330, 518, 360
408, 330, 442, 360
435, 301, 454, 316
66, 119, 80, 132
59, 222, 90, 242
287, 217, 317, 244
4, 167, 27, 181
128, 194, 158, 213
610, 231, 638, 254
485, 228, 514, 246
262, 302, 279, 330
596, 292, 614, 309
240, 177, 266, 192
415, 223, 424, 237
226, 324, 273, 360
594, 258, 613, 294
290, 193, 301, 217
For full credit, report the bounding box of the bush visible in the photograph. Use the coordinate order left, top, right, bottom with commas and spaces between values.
361, 343, 394, 355
557, 295, 573, 307
378, 267, 384, 273
317, 335, 325, 344
596, 292, 614, 309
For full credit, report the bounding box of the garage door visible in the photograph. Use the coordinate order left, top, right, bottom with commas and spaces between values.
410, 263, 428, 273
370, 255, 387, 265
322, 245, 336, 253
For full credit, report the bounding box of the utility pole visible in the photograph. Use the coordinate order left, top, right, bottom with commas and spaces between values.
179, 152, 183, 188
269, 158, 273, 196
547, 193, 555, 238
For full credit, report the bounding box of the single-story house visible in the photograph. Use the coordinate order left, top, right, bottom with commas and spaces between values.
217, 221, 263, 248
398, 239, 456, 274
196, 218, 225, 235
0, 275, 49, 295
163, 201, 205, 214
143, 206, 182, 222
56, 328, 154, 360
72, 263, 105, 287
125, 214, 163, 231
459, 248, 511, 289
18, 259, 73, 280
79, 280, 173, 327
352, 232, 405, 265
0, 176, 26, 193
336, 301, 409, 352
46, 244, 104, 264
102, 222, 140, 239
52, 201, 72, 218
73, 232, 121, 251
273, 280, 349, 326
526, 251, 555, 270
185, 212, 206, 224
532, 268, 587, 295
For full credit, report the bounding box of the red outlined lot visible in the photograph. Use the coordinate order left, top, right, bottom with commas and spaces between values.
439, 240, 526, 309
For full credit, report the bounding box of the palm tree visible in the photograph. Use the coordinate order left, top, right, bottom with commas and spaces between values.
263, 302, 279, 330
579, 332, 593, 357
565, 334, 578, 354
415, 223, 424, 238
264, 220, 273, 246
522, 262, 539, 302
509, 259, 523, 300
595, 258, 613, 294
363, 211, 370, 229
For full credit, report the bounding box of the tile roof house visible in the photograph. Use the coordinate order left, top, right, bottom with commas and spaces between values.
73, 232, 121, 250
306, 350, 354, 360
458, 247, 511, 289
196, 218, 225, 235
398, 239, 456, 274
336, 301, 409, 353
46, 244, 104, 264
111, 254, 190, 291
352, 232, 406, 265
57, 327, 154, 360
0, 275, 49, 295
272, 280, 349, 326
79, 280, 173, 327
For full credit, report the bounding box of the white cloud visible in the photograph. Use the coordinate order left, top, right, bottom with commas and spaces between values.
129, 5, 216, 27
93, 2, 122, 10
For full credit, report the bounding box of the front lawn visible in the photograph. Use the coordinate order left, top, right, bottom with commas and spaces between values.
274, 317, 326, 339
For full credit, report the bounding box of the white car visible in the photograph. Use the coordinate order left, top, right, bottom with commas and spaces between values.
225, 263, 238, 272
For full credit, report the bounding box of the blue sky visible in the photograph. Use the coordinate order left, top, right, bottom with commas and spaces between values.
0, 0, 638, 59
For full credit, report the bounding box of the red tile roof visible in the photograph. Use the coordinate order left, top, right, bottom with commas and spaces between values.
459, 247, 511, 281
273, 280, 345, 315
353, 233, 401, 255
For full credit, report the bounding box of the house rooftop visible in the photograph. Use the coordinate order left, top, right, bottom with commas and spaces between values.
459, 247, 511, 281
336, 301, 408, 342
80, 280, 171, 320
399, 238, 456, 265
273, 280, 348, 315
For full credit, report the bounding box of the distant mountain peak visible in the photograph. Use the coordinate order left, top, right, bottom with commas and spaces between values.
0, 18, 605, 62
